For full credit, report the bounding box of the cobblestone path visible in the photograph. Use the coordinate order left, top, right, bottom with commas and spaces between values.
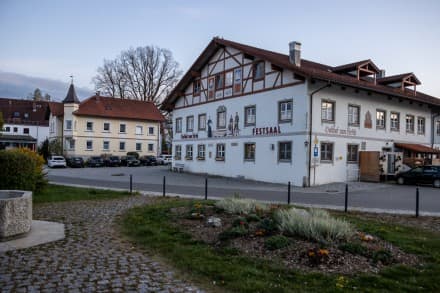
0, 196, 203, 292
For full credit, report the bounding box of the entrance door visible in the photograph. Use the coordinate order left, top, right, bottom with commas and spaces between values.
359, 151, 380, 182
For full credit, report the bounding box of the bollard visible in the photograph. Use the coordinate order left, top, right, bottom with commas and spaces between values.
287, 181, 291, 205
416, 186, 419, 218
344, 184, 348, 213
129, 174, 133, 194
205, 177, 208, 200
163, 176, 166, 197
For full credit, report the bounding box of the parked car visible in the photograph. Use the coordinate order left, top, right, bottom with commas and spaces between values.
121, 155, 141, 167
47, 155, 67, 168
104, 156, 121, 167
140, 155, 158, 166
87, 156, 104, 167
157, 154, 172, 165
67, 157, 84, 168
396, 165, 440, 188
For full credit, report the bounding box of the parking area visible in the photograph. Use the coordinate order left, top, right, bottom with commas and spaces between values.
47, 165, 440, 215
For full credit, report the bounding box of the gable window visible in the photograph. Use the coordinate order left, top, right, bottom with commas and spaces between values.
390, 112, 400, 131
119, 123, 126, 133
23, 128, 29, 134
244, 143, 256, 161
278, 141, 292, 162
216, 143, 225, 161
417, 117, 425, 135
215, 73, 224, 90
348, 105, 360, 126
136, 125, 143, 135
86, 121, 93, 131
193, 79, 201, 96
406, 114, 414, 133
175, 118, 182, 133
347, 144, 359, 163
197, 144, 205, 160
437, 121, 440, 136
217, 106, 226, 129
198, 114, 207, 131
320, 142, 334, 162
185, 145, 193, 160
321, 100, 335, 122
175, 145, 182, 160
244, 106, 256, 127
376, 110, 386, 129
136, 143, 142, 151
119, 141, 126, 151
103, 122, 110, 132
103, 141, 110, 150
186, 116, 194, 132
148, 127, 154, 135
279, 100, 293, 123
148, 143, 154, 152
65, 120, 72, 130
86, 140, 93, 150
225, 71, 233, 88
253, 61, 265, 80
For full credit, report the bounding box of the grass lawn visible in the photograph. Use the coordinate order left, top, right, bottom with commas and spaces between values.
34, 184, 133, 204
121, 198, 440, 292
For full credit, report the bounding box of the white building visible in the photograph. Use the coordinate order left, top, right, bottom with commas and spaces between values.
162, 38, 440, 186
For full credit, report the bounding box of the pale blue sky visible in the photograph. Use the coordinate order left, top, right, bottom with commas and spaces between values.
1, 0, 440, 97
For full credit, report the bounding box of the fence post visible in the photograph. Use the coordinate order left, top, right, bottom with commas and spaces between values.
416, 186, 420, 218
205, 177, 208, 200
163, 176, 166, 197
129, 174, 133, 194
344, 184, 348, 213
287, 181, 291, 204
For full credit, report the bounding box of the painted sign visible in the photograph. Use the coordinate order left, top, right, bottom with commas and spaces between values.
181, 134, 198, 139
325, 126, 356, 136
252, 126, 281, 136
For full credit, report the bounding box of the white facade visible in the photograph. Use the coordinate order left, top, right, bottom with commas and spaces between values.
1, 123, 49, 146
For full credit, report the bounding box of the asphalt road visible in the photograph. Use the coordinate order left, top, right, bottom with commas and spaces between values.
47, 165, 440, 215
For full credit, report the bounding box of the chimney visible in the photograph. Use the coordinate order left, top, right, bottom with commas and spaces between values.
289, 41, 301, 67
378, 69, 386, 78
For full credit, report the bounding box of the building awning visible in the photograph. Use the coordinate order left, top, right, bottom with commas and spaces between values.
394, 143, 440, 154
0, 134, 37, 144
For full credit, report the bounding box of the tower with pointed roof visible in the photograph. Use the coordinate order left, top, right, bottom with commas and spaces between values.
63, 82, 80, 150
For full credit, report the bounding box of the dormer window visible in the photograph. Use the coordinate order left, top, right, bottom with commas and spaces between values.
332, 60, 380, 82
377, 73, 421, 94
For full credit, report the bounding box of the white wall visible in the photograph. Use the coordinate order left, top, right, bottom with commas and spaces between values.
2, 123, 49, 147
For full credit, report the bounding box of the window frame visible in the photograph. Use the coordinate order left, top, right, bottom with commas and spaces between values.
224, 70, 233, 88
185, 144, 193, 160
217, 107, 226, 129
175, 145, 182, 160
216, 143, 225, 161
215, 73, 224, 90
135, 125, 143, 135
186, 115, 194, 132
244, 142, 256, 161
321, 100, 335, 122
320, 142, 334, 163
148, 143, 154, 152
148, 126, 154, 135
347, 144, 359, 163
193, 79, 201, 96
119, 123, 126, 133
198, 114, 207, 131
436, 120, 440, 136
86, 121, 93, 132
376, 109, 386, 129
103, 141, 110, 151
253, 61, 265, 81
23, 128, 30, 134
175, 118, 182, 133
136, 143, 142, 151
197, 144, 206, 160
348, 104, 360, 126
278, 141, 292, 162
390, 112, 400, 131
119, 141, 126, 151
417, 116, 425, 135
86, 140, 93, 151
244, 105, 256, 127
279, 100, 293, 123
103, 122, 110, 132
65, 120, 72, 130
406, 114, 415, 133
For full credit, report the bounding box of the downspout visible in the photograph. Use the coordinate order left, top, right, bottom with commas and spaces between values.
307, 81, 331, 187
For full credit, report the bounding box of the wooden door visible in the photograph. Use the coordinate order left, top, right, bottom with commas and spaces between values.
359, 151, 380, 182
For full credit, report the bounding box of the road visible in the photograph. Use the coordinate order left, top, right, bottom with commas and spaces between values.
47, 165, 440, 215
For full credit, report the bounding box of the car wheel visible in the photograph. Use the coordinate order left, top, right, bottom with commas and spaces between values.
434, 179, 440, 188
397, 177, 405, 185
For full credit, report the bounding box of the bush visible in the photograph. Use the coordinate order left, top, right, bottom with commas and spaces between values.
274, 208, 354, 243
339, 242, 369, 256
257, 218, 278, 234
215, 197, 268, 215
246, 213, 261, 222
218, 226, 248, 241
232, 217, 248, 228
264, 235, 290, 250
372, 249, 393, 265
0, 148, 47, 192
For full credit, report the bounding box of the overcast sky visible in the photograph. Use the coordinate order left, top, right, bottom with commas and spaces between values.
1, 0, 440, 97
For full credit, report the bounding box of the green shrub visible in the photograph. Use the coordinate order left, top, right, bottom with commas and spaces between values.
257, 218, 278, 234
232, 217, 249, 228
215, 197, 268, 214
339, 242, 369, 256
264, 235, 290, 250
218, 226, 248, 241
0, 148, 47, 192
372, 249, 393, 265
274, 207, 354, 243
246, 213, 261, 222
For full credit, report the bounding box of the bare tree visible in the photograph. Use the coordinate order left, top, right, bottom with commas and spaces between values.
93, 46, 181, 105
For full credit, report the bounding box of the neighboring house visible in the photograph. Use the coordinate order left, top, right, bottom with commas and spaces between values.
0, 98, 50, 150
48, 84, 165, 159
162, 37, 440, 186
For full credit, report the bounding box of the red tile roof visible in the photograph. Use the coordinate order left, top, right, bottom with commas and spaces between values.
394, 143, 440, 154
0, 98, 50, 126
162, 38, 440, 110
377, 73, 421, 85
48, 102, 64, 116
73, 95, 165, 122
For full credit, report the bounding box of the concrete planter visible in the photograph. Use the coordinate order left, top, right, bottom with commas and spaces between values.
0, 190, 32, 240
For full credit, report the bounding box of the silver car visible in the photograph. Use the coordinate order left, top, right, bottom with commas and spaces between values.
47, 155, 67, 168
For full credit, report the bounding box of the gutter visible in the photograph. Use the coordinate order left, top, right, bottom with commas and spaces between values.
307, 81, 331, 187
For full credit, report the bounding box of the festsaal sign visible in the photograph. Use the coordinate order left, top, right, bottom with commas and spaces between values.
252, 126, 281, 136
325, 126, 356, 136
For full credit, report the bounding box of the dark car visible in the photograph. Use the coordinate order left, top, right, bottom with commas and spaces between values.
121, 155, 141, 167
140, 155, 157, 166
87, 156, 104, 167
104, 156, 121, 167
396, 166, 440, 188
67, 157, 84, 168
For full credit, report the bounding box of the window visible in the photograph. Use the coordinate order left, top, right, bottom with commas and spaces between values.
245, 106, 256, 126
136, 125, 143, 135
406, 115, 414, 133
321, 101, 335, 122
86, 121, 93, 131
136, 143, 142, 151
65, 120, 72, 130
185, 145, 193, 160
119, 141, 126, 151
225, 71, 233, 87
86, 140, 93, 150
244, 143, 256, 161
4, 126, 10, 132
148, 143, 154, 152
217, 106, 226, 129
279, 100, 293, 122
175, 118, 182, 133
253, 61, 264, 80
348, 105, 360, 126
215, 73, 224, 90
376, 110, 386, 129
175, 145, 182, 160
390, 112, 400, 131
193, 79, 201, 96
148, 127, 154, 135
320, 142, 334, 162
67, 139, 75, 150
437, 120, 440, 136
216, 143, 225, 160
13, 111, 20, 117
119, 124, 126, 133
23, 128, 29, 134
24, 113, 29, 119
13, 127, 18, 133
347, 144, 359, 163
278, 142, 292, 162
197, 144, 205, 159
103, 122, 110, 132
186, 116, 194, 132
103, 141, 110, 150
417, 117, 425, 135
198, 114, 206, 131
